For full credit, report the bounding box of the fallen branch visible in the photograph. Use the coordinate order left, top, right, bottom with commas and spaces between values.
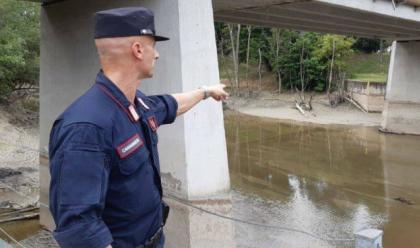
295, 101, 306, 116
0, 213, 39, 224
0, 206, 39, 217
263, 98, 282, 100
344, 96, 368, 113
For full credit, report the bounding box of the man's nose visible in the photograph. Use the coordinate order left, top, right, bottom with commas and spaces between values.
155, 50, 159, 60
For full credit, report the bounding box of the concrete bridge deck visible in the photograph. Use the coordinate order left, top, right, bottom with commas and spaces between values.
213, 0, 420, 39
36, 0, 420, 39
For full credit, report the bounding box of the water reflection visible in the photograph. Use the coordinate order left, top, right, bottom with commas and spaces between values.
225, 111, 420, 247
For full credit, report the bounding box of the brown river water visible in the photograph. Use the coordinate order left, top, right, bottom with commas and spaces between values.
225, 111, 420, 247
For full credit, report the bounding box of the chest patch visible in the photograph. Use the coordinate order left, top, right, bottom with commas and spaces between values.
148, 116, 158, 132
117, 134, 144, 159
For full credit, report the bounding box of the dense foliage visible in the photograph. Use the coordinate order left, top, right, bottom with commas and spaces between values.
0, 0, 40, 102
215, 23, 387, 92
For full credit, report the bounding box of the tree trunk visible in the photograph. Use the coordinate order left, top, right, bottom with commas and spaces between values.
275, 28, 282, 94
327, 39, 336, 98
228, 24, 240, 95
228, 24, 236, 89
379, 39, 384, 64
299, 42, 305, 102
258, 48, 262, 92
235, 24, 241, 91
245, 26, 252, 87
289, 70, 292, 91
220, 36, 224, 59
277, 71, 282, 94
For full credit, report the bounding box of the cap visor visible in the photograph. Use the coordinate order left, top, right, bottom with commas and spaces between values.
154, 35, 169, 42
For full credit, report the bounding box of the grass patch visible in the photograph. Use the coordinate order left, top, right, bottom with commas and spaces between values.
350, 73, 388, 83
345, 52, 389, 82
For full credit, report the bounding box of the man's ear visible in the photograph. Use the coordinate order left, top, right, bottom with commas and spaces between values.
132, 41, 143, 60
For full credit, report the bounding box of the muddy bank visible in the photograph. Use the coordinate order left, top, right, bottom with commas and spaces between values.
0, 105, 40, 244
225, 92, 382, 126
0, 105, 39, 184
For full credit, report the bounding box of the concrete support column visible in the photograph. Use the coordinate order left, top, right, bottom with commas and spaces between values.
354, 229, 383, 248
164, 197, 235, 248
153, 0, 231, 201
381, 40, 420, 135
39, 0, 231, 243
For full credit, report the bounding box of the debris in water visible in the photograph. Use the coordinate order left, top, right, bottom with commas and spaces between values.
393, 197, 414, 205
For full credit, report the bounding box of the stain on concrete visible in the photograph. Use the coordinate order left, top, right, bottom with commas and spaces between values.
0, 169, 21, 180
161, 172, 183, 192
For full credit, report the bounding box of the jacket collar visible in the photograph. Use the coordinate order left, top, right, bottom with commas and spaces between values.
95, 70, 132, 109
95, 70, 143, 122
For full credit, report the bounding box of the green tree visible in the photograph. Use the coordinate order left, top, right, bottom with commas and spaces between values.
0, 0, 40, 102
265, 31, 325, 92
314, 34, 355, 92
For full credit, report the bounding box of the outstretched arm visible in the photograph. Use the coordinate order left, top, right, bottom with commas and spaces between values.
172, 84, 229, 116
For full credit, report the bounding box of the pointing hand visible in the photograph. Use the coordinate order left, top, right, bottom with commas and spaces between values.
207, 84, 229, 101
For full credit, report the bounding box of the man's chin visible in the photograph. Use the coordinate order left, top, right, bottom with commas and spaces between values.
147, 70, 154, 78
141, 72, 154, 79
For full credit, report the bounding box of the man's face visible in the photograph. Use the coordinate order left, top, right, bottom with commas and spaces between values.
136, 36, 159, 78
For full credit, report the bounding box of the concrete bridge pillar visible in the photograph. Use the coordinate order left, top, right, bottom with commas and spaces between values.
381, 40, 420, 135
39, 0, 232, 245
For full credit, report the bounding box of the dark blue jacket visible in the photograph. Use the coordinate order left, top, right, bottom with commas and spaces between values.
49, 71, 177, 248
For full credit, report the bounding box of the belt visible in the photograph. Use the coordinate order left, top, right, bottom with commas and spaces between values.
136, 226, 163, 248
136, 201, 170, 248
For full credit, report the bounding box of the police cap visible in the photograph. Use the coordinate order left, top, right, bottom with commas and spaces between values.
94, 7, 169, 41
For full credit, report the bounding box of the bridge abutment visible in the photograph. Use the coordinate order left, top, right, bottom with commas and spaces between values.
381, 40, 420, 135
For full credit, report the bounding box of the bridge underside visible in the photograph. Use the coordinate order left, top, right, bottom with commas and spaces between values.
35, 0, 420, 39
213, 0, 420, 40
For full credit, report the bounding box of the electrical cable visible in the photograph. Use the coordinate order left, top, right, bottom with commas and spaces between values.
1, 143, 356, 244
164, 193, 354, 243
0, 226, 29, 248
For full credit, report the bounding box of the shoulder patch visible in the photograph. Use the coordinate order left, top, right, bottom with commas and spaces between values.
148, 116, 158, 132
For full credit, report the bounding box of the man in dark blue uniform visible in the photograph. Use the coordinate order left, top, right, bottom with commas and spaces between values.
48, 7, 228, 248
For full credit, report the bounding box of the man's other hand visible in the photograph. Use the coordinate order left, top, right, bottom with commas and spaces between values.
208, 84, 229, 101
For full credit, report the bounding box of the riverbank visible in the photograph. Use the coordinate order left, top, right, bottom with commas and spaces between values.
224, 91, 382, 126
0, 105, 39, 190
0, 105, 40, 244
